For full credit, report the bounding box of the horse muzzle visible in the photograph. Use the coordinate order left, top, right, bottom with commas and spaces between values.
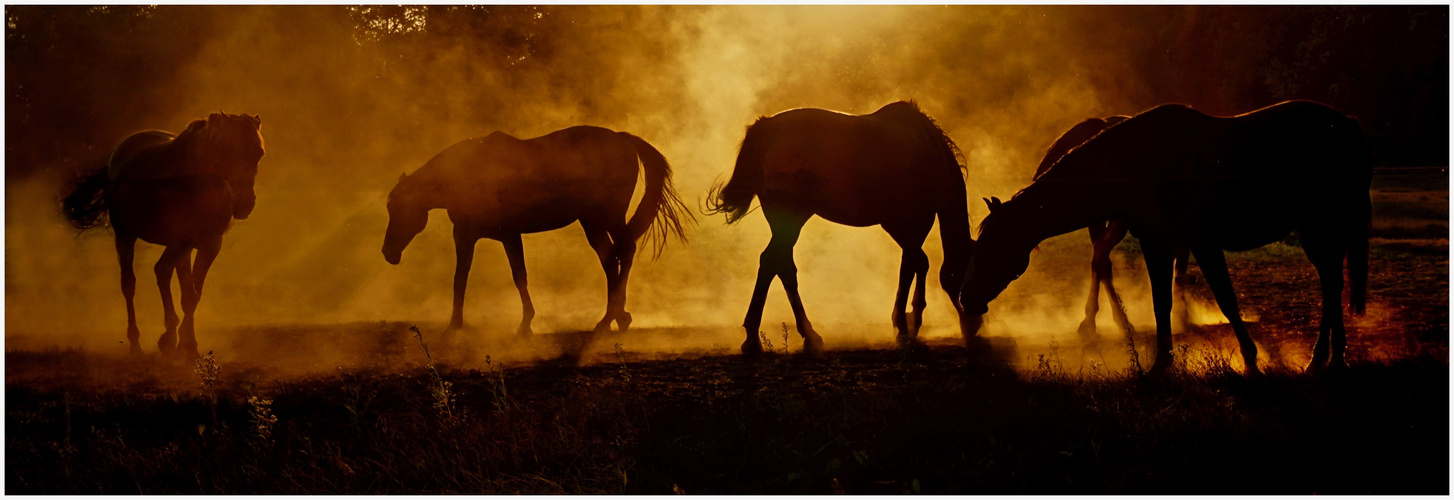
383, 247, 402, 265
232, 195, 256, 220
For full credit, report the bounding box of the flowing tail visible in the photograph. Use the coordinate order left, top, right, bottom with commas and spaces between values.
621, 132, 692, 259
61, 165, 112, 231
1341, 115, 1373, 316
704, 119, 770, 224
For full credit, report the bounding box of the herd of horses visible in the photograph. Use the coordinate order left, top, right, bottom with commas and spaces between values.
62, 100, 1373, 376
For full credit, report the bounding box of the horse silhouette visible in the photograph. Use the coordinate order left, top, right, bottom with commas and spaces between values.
61, 112, 265, 358
961, 100, 1372, 375
706, 101, 973, 354
382, 126, 690, 335
1035, 116, 1194, 344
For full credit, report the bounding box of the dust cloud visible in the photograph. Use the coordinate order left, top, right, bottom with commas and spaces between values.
5, 6, 1445, 370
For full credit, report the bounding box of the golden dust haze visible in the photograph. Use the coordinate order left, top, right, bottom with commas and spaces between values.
6, 6, 1444, 370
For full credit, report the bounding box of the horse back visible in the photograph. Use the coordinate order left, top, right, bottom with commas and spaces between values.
428, 126, 640, 233
108, 130, 177, 181
1157, 102, 1369, 247
753, 106, 959, 226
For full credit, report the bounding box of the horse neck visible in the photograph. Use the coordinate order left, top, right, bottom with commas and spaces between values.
1009, 179, 1125, 243
938, 206, 975, 260
161, 131, 218, 178
401, 167, 454, 211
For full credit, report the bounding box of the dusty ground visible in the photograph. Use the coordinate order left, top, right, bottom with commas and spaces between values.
5, 170, 1448, 493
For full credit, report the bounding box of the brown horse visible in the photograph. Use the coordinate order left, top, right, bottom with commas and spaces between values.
706, 101, 973, 354
62, 112, 265, 358
382, 126, 689, 335
961, 101, 1371, 375
1035, 116, 1194, 343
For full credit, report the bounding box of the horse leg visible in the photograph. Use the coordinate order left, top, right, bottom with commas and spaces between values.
889, 253, 914, 342
1171, 248, 1193, 333
1139, 237, 1176, 374
115, 232, 142, 356
174, 246, 199, 358
741, 209, 811, 354
1079, 222, 1121, 340
582, 221, 620, 334
1301, 233, 1349, 372
771, 214, 823, 354
179, 237, 222, 359
909, 252, 929, 339
1079, 223, 1108, 337
609, 226, 637, 331
153, 245, 189, 355
501, 233, 534, 336
1191, 246, 1260, 376
449, 227, 477, 331
884, 218, 932, 344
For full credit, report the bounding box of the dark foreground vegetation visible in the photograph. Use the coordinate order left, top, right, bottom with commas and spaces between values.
7, 171, 1448, 494
6, 343, 1448, 494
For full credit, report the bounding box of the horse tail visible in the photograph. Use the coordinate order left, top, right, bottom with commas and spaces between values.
704, 118, 770, 225
1336, 114, 1373, 316
621, 132, 692, 259
61, 165, 112, 231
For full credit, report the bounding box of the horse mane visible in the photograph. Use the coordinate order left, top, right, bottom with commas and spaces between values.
1035, 105, 1205, 186
879, 100, 966, 176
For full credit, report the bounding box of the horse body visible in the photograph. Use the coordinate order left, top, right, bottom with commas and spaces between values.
1035, 116, 1196, 342
383, 126, 689, 335
62, 113, 264, 358
756, 106, 953, 227
961, 100, 1371, 374
707, 101, 973, 354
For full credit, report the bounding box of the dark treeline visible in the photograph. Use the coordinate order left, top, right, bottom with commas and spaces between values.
6, 5, 1447, 180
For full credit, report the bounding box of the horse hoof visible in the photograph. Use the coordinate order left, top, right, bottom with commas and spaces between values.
1305, 356, 1330, 373
1145, 359, 1173, 376
960, 315, 984, 340
157, 335, 177, 354
741, 339, 764, 356
802, 342, 824, 356
616, 312, 633, 331
895, 333, 917, 347
1076, 319, 1098, 338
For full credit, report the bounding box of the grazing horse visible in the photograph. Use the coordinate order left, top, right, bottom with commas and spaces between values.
382, 126, 690, 335
62, 112, 265, 358
1035, 116, 1194, 342
960, 101, 1371, 375
705, 101, 974, 354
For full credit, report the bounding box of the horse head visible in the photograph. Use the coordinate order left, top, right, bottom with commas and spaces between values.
958, 198, 1034, 322
201, 112, 265, 219
382, 172, 430, 265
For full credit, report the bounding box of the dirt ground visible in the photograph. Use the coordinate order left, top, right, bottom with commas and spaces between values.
5, 170, 1448, 493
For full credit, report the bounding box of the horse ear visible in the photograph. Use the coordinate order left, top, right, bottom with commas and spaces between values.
399, 172, 408, 182
982, 197, 993, 211
207, 113, 223, 127
251, 114, 261, 127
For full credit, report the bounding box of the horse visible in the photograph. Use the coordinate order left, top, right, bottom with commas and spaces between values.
61, 112, 265, 359
705, 101, 973, 354
960, 100, 1371, 375
1035, 116, 1194, 344
382, 126, 690, 336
